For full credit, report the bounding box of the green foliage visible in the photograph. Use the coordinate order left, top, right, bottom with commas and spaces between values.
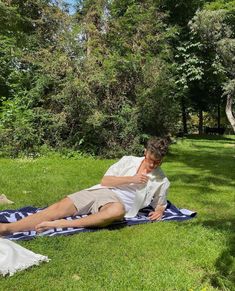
0, 98, 38, 156
224, 79, 235, 96
190, 9, 233, 46
205, 0, 235, 11
189, 2, 235, 130
171, 0, 235, 133
63, 0, 180, 155
137, 58, 180, 135
0, 0, 234, 156
175, 41, 205, 90
159, 0, 207, 27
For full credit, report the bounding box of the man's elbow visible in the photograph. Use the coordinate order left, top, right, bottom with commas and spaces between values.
100, 176, 113, 186
100, 177, 107, 186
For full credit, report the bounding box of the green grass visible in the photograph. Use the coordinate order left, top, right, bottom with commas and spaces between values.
0, 136, 234, 291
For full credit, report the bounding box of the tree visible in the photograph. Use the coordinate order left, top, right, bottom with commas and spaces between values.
189, 2, 235, 132
0, 0, 78, 154
70, 0, 180, 155
158, 0, 214, 134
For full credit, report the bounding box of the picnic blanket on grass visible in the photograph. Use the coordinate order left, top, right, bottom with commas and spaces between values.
0, 201, 196, 241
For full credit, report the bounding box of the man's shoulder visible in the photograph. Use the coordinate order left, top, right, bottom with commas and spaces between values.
119, 156, 143, 163
152, 167, 169, 182
120, 155, 141, 159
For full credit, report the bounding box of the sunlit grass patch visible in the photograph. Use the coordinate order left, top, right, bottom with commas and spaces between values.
0, 136, 234, 290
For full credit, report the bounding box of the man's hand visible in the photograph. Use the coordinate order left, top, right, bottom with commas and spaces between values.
35, 219, 67, 233
132, 173, 149, 184
148, 210, 164, 221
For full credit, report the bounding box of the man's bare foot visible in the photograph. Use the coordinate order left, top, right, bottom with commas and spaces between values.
0, 223, 10, 236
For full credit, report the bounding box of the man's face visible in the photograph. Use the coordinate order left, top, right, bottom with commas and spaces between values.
144, 150, 162, 172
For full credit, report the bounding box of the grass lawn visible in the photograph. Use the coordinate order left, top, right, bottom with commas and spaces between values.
0, 136, 234, 291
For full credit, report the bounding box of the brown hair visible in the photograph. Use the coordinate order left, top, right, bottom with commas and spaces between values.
145, 137, 170, 159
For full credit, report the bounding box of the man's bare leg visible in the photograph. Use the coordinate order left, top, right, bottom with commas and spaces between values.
35, 202, 125, 233
0, 197, 78, 235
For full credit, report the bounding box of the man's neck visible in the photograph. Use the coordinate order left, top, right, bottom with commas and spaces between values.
137, 161, 152, 174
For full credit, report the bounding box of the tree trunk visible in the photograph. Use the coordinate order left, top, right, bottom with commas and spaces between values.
217, 101, 221, 130
198, 109, 203, 135
181, 97, 188, 134
225, 94, 235, 133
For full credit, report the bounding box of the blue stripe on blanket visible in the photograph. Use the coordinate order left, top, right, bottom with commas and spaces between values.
0, 201, 196, 241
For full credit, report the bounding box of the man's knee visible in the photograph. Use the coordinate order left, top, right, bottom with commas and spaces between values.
113, 203, 125, 220
46, 198, 77, 217
103, 202, 125, 221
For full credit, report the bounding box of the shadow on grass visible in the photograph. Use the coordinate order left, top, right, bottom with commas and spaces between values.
168, 137, 235, 289
184, 134, 235, 142
199, 219, 235, 289
167, 151, 235, 184
190, 143, 235, 150
170, 172, 232, 187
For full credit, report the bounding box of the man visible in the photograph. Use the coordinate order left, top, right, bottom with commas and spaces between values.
0, 137, 170, 235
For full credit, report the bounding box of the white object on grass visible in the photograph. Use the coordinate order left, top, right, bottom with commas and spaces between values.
0, 238, 49, 276
0, 194, 14, 205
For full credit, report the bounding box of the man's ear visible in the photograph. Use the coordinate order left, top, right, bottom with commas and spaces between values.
144, 149, 147, 156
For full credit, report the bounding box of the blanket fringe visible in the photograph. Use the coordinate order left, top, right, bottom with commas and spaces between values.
0, 255, 50, 276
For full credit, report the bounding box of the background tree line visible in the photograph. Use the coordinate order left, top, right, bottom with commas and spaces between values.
0, 0, 234, 157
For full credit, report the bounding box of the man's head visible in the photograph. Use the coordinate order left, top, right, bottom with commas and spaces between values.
144, 137, 170, 172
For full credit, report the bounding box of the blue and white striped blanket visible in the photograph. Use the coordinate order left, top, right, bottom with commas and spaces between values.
0, 201, 196, 241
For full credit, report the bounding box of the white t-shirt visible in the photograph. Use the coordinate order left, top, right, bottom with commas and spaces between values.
87, 156, 170, 217
111, 185, 139, 213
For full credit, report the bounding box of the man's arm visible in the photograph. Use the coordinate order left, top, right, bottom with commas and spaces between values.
101, 174, 149, 187
148, 178, 170, 221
